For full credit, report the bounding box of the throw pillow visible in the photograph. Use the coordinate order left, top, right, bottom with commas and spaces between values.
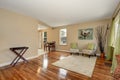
87, 43, 94, 50
71, 43, 78, 49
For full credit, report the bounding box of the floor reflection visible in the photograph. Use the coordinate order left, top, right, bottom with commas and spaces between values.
42, 54, 48, 71
58, 68, 67, 79
37, 67, 41, 74
60, 56, 66, 60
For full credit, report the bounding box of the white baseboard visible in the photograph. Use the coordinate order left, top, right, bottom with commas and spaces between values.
0, 54, 42, 67
56, 49, 70, 53
0, 49, 47, 67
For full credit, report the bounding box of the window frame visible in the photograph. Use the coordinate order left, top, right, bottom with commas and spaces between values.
43, 32, 47, 43
59, 28, 67, 45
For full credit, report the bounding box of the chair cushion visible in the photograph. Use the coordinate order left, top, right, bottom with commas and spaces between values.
70, 49, 79, 53
87, 43, 94, 50
82, 49, 93, 55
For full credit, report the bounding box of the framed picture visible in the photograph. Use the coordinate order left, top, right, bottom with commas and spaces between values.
78, 28, 93, 40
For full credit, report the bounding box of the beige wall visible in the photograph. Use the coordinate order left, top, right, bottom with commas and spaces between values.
41, 19, 111, 52
0, 8, 40, 64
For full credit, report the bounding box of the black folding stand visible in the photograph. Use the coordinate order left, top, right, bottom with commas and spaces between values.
10, 47, 29, 66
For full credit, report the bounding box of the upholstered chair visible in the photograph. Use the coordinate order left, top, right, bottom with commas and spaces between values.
70, 43, 79, 54
82, 43, 96, 57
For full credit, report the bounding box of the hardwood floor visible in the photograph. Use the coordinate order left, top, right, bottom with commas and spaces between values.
0, 51, 113, 80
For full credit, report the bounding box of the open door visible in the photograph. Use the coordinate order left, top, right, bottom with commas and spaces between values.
38, 31, 42, 49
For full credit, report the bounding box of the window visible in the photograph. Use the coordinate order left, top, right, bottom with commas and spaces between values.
43, 32, 47, 43
59, 28, 67, 45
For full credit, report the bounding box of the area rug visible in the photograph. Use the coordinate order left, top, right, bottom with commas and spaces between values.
52, 55, 97, 77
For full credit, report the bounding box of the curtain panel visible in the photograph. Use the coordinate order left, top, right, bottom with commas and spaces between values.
106, 20, 115, 60
111, 18, 120, 72
107, 13, 120, 72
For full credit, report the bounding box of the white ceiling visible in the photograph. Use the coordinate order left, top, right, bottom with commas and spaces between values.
0, 0, 119, 27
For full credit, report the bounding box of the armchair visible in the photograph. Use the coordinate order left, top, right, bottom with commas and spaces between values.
69, 43, 79, 54
82, 43, 96, 57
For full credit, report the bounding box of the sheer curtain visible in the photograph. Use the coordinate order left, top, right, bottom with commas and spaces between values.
106, 13, 120, 72
106, 20, 116, 60
111, 18, 120, 72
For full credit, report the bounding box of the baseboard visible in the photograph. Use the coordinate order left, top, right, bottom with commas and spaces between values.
56, 49, 70, 53
0, 54, 41, 67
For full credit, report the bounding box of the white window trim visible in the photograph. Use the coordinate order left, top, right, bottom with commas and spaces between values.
59, 28, 67, 45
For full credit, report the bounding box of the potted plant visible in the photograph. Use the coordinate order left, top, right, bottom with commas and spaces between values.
99, 40, 105, 58
95, 25, 108, 59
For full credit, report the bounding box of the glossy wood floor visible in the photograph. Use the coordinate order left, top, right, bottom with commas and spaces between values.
0, 51, 113, 80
